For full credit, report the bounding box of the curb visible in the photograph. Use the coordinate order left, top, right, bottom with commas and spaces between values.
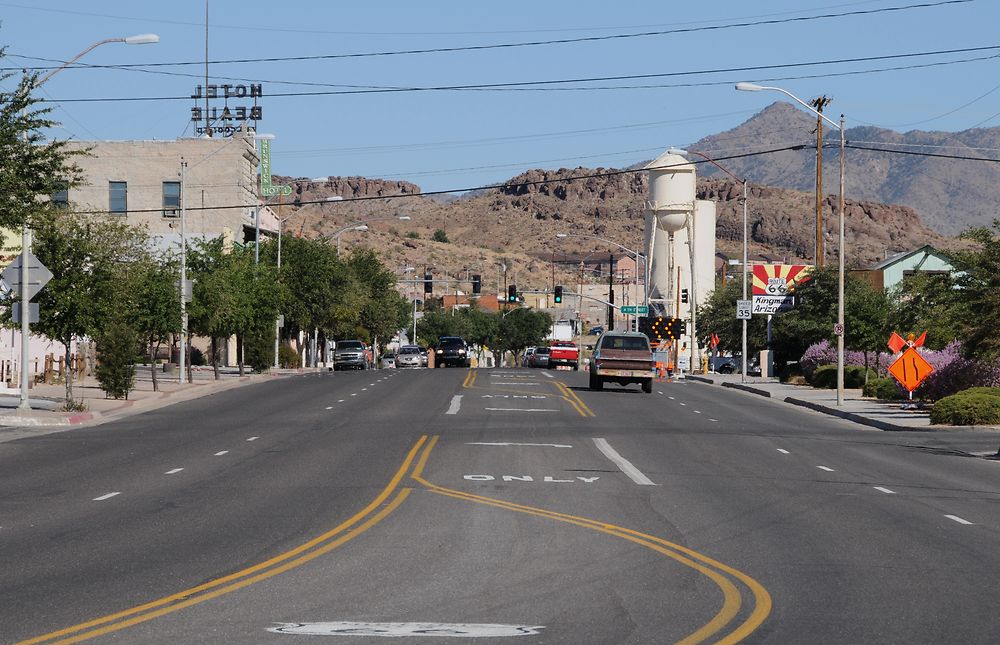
781, 397, 914, 432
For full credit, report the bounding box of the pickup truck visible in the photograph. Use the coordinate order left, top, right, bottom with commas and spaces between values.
589, 331, 654, 393
548, 341, 579, 370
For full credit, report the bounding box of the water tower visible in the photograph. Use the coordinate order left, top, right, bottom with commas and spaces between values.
643, 150, 695, 317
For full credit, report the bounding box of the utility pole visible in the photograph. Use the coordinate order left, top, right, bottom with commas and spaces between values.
810, 95, 832, 267
179, 160, 188, 383
607, 253, 615, 331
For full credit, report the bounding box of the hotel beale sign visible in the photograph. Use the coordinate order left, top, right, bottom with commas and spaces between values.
190, 84, 263, 137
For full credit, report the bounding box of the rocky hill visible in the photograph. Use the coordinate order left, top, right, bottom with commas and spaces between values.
275, 166, 960, 293
688, 102, 1000, 235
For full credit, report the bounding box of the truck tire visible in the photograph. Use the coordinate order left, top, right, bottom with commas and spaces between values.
572, 364, 579, 371
589, 371, 603, 391
642, 379, 652, 394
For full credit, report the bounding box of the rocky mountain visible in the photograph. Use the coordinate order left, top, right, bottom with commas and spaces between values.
688, 102, 1000, 235
276, 165, 960, 294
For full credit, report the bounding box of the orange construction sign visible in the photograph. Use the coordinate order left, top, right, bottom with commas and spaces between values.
888, 347, 934, 392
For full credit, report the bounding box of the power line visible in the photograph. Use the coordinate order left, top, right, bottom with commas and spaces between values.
5, 0, 972, 72
37, 45, 1000, 103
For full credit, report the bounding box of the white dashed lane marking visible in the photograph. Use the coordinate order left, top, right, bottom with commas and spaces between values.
215, 451, 229, 457
945, 514, 974, 525
446, 395, 462, 415
593, 438, 656, 486
247, 437, 259, 442
93, 492, 121, 501
874, 486, 896, 494
777, 449, 790, 455
165, 468, 184, 475
817, 466, 835, 472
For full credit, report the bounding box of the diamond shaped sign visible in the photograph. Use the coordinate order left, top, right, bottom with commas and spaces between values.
888, 347, 934, 393
2, 251, 53, 301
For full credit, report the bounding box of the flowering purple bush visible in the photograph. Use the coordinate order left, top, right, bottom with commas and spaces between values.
801, 340, 1000, 400
799, 340, 870, 381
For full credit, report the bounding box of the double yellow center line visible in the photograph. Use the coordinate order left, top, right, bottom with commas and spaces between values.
23, 435, 770, 645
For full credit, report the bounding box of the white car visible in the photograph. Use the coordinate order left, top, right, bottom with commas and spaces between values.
396, 345, 423, 368
522, 347, 536, 367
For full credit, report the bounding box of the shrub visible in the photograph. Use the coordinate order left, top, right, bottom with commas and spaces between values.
189, 346, 205, 366
432, 229, 449, 243
95, 321, 139, 400
930, 391, 1000, 425
279, 344, 301, 368
800, 340, 872, 381
811, 364, 875, 389
863, 377, 905, 400
405, 231, 420, 239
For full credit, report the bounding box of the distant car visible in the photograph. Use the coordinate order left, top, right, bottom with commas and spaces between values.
380, 353, 397, 369
396, 345, 423, 368
418, 347, 429, 367
333, 340, 370, 371
522, 347, 536, 367
435, 336, 471, 368
587, 325, 605, 336
529, 346, 550, 368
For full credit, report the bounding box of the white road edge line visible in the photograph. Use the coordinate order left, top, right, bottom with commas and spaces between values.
93, 492, 121, 501
945, 514, 974, 525
874, 486, 896, 494
541, 371, 554, 378
446, 395, 462, 415
592, 437, 656, 486
165, 468, 184, 475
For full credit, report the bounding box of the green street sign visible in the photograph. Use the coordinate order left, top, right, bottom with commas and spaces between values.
637, 305, 649, 315
621, 306, 637, 314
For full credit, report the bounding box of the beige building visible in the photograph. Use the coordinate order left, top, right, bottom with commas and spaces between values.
60, 129, 277, 248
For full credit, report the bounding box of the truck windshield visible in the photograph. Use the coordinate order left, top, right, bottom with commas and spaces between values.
601, 336, 649, 351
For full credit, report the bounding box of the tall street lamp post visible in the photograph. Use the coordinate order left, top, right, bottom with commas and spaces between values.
669, 148, 749, 383
17, 33, 158, 409
736, 82, 846, 404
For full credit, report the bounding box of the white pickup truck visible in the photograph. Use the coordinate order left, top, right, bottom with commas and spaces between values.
589, 331, 655, 393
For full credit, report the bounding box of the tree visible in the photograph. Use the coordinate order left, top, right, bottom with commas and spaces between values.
496, 308, 553, 363
946, 221, 1000, 359
0, 66, 83, 231
30, 211, 148, 404
695, 278, 768, 359
189, 239, 283, 376
94, 320, 139, 400
348, 249, 411, 353
127, 253, 180, 391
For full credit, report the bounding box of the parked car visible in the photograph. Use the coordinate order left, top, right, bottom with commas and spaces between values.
587, 325, 605, 336
380, 353, 397, 369
396, 345, 423, 368
333, 340, 370, 371
435, 336, 471, 368
418, 347, 429, 367
522, 347, 536, 367
529, 346, 550, 368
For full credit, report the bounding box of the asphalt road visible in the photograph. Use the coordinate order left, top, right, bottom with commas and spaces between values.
1, 367, 999, 644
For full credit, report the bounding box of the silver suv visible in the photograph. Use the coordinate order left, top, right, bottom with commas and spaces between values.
333, 340, 370, 371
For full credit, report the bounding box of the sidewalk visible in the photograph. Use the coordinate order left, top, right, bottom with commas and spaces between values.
684, 373, 1000, 433
0, 365, 317, 438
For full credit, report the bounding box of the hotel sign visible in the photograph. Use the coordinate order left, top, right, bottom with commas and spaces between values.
190, 83, 263, 137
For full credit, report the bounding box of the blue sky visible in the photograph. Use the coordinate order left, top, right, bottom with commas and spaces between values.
1, 0, 997, 193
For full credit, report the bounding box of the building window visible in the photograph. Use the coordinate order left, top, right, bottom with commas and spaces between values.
109, 181, 127, 214
51, 187, 69, 209
162, 181, 181, 217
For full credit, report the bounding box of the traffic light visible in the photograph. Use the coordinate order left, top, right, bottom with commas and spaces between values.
554, 285, 563, 304
508, 284, 517, 302
472, 274, 481, 294
424, 273, 433, 294
637, 315, 653, 338
681, 289, 689, 304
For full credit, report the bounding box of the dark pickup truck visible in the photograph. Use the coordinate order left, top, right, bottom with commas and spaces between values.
589, 331, 655, 393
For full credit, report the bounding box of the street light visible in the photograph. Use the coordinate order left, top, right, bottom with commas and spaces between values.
16, 33, 159, 409
554, 232, 647, 329
328, 215, 411, 257
669, 148, 749, 383
737, 81, 846, 405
